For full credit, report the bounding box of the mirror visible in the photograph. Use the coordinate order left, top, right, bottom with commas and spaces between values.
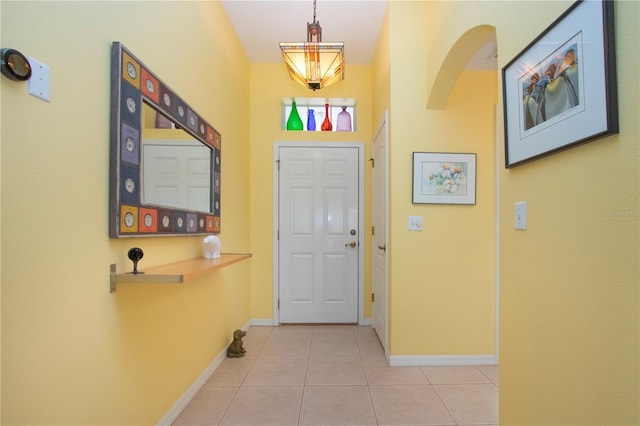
109, 42, 221, 237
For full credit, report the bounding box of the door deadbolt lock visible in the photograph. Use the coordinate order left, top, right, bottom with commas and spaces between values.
350, 229, 357, 235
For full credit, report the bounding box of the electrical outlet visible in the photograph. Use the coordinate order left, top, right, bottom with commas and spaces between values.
408, 215, 423, 231
515, 201, 527, 230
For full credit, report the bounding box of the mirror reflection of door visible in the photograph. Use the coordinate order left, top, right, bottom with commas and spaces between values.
277, 145, 360, 324
140, 102, 212, 212
142, 141, 211, 211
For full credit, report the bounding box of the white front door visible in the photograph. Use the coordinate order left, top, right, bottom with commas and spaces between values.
372, 113, 389, 350
277, 146, 360, 323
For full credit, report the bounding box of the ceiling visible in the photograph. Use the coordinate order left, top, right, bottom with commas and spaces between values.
221, 0, 497, 69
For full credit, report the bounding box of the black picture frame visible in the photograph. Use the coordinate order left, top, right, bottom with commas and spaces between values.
502, 0, 618, 168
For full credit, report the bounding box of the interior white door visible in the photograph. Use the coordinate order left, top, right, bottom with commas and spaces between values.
372, 114, 388, 350
278, 146, 359, 323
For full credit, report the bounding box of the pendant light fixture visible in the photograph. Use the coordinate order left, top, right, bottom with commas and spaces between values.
279, 0, 344, 91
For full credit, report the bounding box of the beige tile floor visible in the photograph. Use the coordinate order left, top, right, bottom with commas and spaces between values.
173, 325, 498, 426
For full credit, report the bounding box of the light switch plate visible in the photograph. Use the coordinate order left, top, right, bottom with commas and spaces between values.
408, 215, 423, 231
28, 56, 50, 102
515, 201, 527, 230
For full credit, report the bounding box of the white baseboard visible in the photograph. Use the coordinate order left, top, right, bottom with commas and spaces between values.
250, 318, 370, 327
251, 318, 276, 326
157, 320, 252, 425
389, 354, 496, 367
156, 348, 227, 425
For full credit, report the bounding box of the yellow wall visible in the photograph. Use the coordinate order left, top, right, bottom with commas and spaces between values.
385, 1, 497, 356
412, 0, 639, 424
372, 6, 391, 127
1, 2, 250, 425
248, 63, 374, 321
497, 2, 639, 424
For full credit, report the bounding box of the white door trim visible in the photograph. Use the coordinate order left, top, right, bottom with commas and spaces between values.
494, 104, 500, 364
273, 141, 365, 325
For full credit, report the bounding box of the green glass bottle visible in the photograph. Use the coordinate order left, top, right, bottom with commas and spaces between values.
286, 100, 304, 131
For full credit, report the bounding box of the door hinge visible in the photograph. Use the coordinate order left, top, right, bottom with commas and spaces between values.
368, 158, 375, 168
372, 226, 375, 236
371, 293, 375, 302
276, 159, 280, 171
277, 299, 280, 309
277, 229, 280, 240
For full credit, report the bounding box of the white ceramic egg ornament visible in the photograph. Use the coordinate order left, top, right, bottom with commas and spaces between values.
203, 235, 221, 259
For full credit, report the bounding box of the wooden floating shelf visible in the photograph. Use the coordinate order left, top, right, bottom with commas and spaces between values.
110, 253, 252, 293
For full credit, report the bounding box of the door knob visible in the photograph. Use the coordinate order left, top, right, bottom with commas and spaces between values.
377, 244, 386, 251
345, 241, 357, 248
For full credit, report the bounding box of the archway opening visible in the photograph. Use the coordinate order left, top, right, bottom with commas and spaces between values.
427, 25, 497, 110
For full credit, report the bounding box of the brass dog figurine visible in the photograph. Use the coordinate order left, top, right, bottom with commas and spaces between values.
227, 329, 247, 358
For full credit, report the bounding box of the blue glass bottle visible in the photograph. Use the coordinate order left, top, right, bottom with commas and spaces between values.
307, 109, 316, 131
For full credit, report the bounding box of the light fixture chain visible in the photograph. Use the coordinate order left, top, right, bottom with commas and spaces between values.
313, 0, 317, 23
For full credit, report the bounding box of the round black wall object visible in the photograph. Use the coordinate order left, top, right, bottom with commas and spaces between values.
127, 247, 144, 262
127, 247, 144, 275
1, 48, 32, 81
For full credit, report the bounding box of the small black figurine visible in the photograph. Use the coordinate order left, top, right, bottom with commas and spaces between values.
227, 329, 247, 358
127, 247, 144, 275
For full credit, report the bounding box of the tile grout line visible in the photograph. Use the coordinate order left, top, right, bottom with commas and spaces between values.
476, 365, 499, 386
431, 382, 461, 426
357, 330, 382, 425
216, 385, 242, 426
297, 327, 314, 426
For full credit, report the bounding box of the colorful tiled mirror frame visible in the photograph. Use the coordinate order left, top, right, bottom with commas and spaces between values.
109, 42, 221, 237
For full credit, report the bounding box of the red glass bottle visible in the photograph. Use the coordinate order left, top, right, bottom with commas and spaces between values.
321, 103, 332, 131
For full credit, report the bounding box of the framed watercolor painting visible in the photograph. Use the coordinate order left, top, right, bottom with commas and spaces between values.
502, 0, 618, 168
412, 152, 477, 205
